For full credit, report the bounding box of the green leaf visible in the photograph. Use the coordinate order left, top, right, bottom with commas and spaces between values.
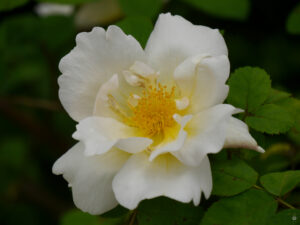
267, 209, 300, 225
116, 16, 153, 47
227, 67, 271, 113
211, 157, 258, 196
286, 3, 300, 35
61, 210, 100, 225
137, 197, 204, 225
286, 98, 300, 145
182, 0, 250, 21
246, 104, 294, 134
260, 171, 300, 196
101, 205, 129, 218
265, 89, 291, 104
0, 0, 28, 11
200, 189, 277, 225
118, 0, 163, 18
61, 209, 124, 225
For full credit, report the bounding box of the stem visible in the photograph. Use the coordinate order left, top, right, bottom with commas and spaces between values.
241, 109, 248, 121
253, 184, 264, 190
129, 210, 137, 225
253, 185, 295, 209
276, 197, 295, 209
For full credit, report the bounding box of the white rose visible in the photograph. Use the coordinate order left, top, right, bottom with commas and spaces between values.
53, 13, 264, 215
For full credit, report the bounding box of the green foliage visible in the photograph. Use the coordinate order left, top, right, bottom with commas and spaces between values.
260, 171, 300, 196
200, 189, 277, 225
101, 205, 129, 218
0, 0, 28, 11
137, 197, 204, 225
245, 104, 294, 134
286, 3, 300, 35
181, 0, 250, 21
116, 16, 153, 47
211, 156, 258, 196
227, 67, 271, 113
0, 14, 75, 97
36, 0, 96, 4
60, 209, 124, 225
267, 209, 300, 225
0, 137, 28, 169
228, 67, 295, 134
265, 89, 291, 104
61, 210, 100, 225
0, 137, 29, 193
118, 0, 163, 18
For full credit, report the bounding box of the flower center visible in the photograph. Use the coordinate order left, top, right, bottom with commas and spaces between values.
129, 84, 177, 137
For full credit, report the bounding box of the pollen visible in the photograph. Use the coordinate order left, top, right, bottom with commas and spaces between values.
129, 84, 177, 137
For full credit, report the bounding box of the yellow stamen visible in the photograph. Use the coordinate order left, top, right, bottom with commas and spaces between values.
128, 83, 177, 137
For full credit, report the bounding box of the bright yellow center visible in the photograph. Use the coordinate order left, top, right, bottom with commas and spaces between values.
129, 84, 177, 137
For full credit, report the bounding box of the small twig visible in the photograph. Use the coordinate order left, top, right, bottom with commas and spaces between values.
253, 184, 264, 190
0, 96, 62, 111
253, 185, 296, 209
129, 210, 137, 225
276, 197, 295, 209
0, 98, 68, 153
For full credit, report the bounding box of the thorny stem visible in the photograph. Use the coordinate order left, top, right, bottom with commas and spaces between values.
129, 210, 137, 225
253, 185, 295, 209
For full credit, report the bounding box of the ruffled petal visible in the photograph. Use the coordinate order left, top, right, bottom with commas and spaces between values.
174, 54, 229, 113
72, 116, 152, 156
145, 13, 227, 79
173, 104, 236, 166
112, 153, 212, 209
58, 26, 145, 121
53, 143, 130, 215
224, 117, 265, 153
93, 74, 120, 119
149, 114, 192, 161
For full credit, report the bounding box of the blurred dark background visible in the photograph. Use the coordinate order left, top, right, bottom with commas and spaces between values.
0, 0, 299, 224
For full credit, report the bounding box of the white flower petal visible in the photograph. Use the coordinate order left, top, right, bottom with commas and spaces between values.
130, 61, 156, 78
58, 26, 145, 121
174, 54, 230, 113
149, 114, 192, 161
173, 104, 236, 166
123, 61, 157, 87
73, 116, 152, 156
93, 74, 120, 118
115, 137, 153, 154
112, 153, 212, 209
53, 143, 130, 215
145, 13, 227, 78
224, 117, 265, 153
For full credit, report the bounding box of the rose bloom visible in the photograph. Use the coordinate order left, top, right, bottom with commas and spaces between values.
53, 13, 264, 215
